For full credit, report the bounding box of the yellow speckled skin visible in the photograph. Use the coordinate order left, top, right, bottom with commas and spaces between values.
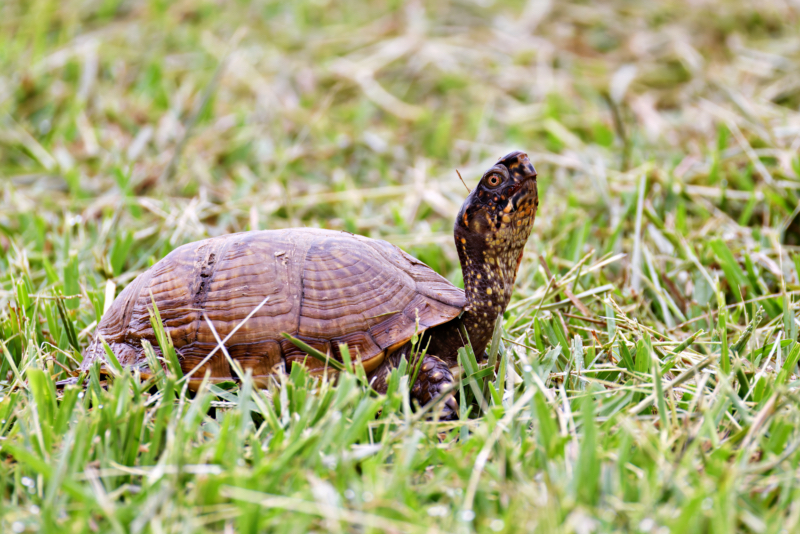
415, 151, 539, 372
454, 151, 539, 359
83, 152, 538, 419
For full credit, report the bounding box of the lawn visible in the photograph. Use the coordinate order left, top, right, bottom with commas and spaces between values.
2, 0, 800, 532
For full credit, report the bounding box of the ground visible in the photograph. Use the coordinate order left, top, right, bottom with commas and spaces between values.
1, 0, 800, 532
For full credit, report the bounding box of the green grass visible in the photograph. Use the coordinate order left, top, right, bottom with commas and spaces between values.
2, 0, 800, 532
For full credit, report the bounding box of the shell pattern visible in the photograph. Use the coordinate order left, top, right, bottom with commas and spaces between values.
83, 228, 466, 385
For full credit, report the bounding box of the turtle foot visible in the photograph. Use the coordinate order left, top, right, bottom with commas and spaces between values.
411, 354, 459, 420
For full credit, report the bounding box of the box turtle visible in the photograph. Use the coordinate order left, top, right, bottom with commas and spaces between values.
82, 151, 538, 419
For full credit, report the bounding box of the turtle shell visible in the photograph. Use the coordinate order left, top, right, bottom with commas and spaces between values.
83, 228, 466, 387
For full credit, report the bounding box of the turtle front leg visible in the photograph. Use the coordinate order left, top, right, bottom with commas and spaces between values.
409, 354, 459, 420
367, 347, 459, 420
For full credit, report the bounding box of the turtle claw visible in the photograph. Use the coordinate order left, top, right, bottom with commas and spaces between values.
409, 354, 458, 420
439, 394, 459, 421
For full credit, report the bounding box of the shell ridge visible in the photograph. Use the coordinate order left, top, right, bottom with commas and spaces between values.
105, 268, 153, 344
353, 255, 396, 338
84, 267, 155, 372
295, 232, 316, 341
364, 238, 466, 309
120, 270, 154, 339
191, 238, 233, 375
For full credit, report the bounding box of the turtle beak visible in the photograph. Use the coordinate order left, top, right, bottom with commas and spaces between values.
509, 168, 538, 220
498, 151, 536, 179
509, 167, 537, 202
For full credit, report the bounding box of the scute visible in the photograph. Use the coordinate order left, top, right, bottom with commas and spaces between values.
83, 228, 465, 386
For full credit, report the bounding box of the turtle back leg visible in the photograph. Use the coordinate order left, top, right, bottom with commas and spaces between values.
367, 343, 459, 420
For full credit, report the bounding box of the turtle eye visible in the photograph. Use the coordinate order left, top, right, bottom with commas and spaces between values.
485, 174, 502, 188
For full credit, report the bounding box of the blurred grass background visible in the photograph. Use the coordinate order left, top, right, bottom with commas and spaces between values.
2, 0, 800, 532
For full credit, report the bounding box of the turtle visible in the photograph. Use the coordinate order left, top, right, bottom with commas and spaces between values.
81, 151, 538, 419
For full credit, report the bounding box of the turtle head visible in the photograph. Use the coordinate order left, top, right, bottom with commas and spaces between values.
455, 151, 538, 260
454, 152, 538, 349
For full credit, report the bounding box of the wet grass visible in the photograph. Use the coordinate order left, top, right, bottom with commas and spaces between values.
2, 0, 800, 532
